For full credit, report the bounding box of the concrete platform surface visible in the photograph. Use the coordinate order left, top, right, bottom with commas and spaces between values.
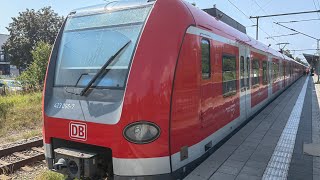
184, 76, 320, 180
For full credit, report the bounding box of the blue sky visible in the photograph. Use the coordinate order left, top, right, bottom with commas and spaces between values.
0, 0, 319, 59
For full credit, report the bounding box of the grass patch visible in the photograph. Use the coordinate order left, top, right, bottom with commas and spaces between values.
2, 129, 42, 143
35, 170, 66, 180
0, 92, 42, 139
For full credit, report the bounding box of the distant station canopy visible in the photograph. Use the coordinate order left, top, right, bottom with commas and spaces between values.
303, 53, 319, 68
203, 5, 247, 34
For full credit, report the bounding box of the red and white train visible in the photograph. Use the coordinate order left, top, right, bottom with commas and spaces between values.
42, 0, 307, 179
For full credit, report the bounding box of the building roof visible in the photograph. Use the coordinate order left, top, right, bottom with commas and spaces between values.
0, 34, 9, 50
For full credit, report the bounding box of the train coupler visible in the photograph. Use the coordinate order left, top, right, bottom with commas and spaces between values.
53, 148, 97, 179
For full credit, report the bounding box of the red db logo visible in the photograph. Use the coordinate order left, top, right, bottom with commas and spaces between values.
69, 122, 87, 141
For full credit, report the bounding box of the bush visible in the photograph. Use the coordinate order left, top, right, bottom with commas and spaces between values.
35, 170, 66, 180
17, 41, 52, 91
0, 92, 42, 136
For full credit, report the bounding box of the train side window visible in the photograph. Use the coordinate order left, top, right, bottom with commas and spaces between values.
262, 61, 268, 85
240, 56, 245, 89
252, 59, 260, 87
201, 39, 211, 79
222, 55, 237, 97
273, 62, 279, 82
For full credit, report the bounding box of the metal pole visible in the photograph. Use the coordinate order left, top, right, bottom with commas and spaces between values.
317, 40, 320, 83
250, 10, 320, 19
256, 17, 259, 40
317, 40, 320, 54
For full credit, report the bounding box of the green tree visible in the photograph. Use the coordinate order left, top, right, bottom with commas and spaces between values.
295, 57, 302, 63
283, 49, 294, 59
18, 41, 52, 90
2, 7, 63, 72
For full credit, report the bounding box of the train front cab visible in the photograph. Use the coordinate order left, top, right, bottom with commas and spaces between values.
42, 0, 306, 179
42, 0, 197, 179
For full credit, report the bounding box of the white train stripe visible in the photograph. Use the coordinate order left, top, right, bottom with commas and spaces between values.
171, 116, 245, 171
44, 143, 53, 158
186, 26, 237, 46
112, 156, 171, 176
110, 26, 303, 177
262, 77, 309, 179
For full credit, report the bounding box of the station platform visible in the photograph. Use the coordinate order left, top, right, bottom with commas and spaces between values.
184, 76, 320, 180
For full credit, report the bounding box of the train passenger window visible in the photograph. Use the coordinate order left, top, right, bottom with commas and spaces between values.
262, 61, 268, 85
252, 59, 260, 87
272, 62, 279, 82
222, 55, 237, 97
201, 39, 211, 79
240, 56, 245, 89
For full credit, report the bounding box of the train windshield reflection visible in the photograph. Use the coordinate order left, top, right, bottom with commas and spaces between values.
54, 6, 152, 88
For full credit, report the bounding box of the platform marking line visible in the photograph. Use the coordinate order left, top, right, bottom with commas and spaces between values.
262, 77, 309, 180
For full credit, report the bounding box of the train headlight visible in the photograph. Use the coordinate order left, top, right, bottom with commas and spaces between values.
123, 122, 160, 144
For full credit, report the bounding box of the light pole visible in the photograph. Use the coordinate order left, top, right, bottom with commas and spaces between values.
317, 40, 320, 83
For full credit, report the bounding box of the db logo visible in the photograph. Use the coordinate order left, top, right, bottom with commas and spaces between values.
69, 122, 87, 141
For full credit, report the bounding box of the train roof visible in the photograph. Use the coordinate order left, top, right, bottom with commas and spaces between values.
68, 0, 308, 67
70, 0, 155, 16
182, 1, 309, 67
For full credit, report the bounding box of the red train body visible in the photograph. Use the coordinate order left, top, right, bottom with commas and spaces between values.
42, 0, 306, 179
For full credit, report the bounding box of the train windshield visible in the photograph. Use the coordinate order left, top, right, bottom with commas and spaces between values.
54, 6, 152, 88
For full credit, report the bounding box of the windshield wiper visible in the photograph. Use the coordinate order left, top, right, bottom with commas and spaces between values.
80, 41, 131, 96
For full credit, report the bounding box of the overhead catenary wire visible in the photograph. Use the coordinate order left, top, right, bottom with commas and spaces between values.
276, 18, 320, 24
289, 49, 319, 52
226, 0, 278, 43
252, 0, 308, 53
266, 33, 299, 39
313, 0, 320, 18
252, 0, 274, 14
251, 0, 285, 43
274, 22, 319, 41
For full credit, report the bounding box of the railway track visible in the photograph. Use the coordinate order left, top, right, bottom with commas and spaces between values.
0, 138, 44, 175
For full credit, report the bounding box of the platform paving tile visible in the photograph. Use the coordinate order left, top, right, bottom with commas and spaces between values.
245, 160, 268, 169
216, 165, 242, 176
208, 172, 236, 180
286, 77, 313, 180
228, 151, 253, 162
184, 173, 207, 180
239, 165, 265, 177
235, 173, 261, 180
222, 159, 246, 168
184, 78, 306, 180
313, 76, 320, 180
314, 175, 320, 180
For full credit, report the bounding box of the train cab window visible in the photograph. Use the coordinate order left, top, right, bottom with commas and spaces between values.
262, 61, 268, 85
252, 59, 260, 87
201, 39, 211, 79
240, 56, 245, 89
222, 55, 237, 96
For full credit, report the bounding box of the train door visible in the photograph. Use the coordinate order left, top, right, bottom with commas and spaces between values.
280, 60, 283, 89
283, 61, 286, 87
239, 45, 250, 120
199, 38, 212, 127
